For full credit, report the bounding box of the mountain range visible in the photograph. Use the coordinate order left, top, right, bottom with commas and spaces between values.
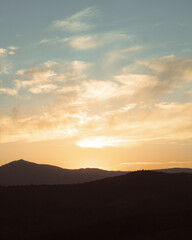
1, 159, 192, 186
0, 159, 127, 186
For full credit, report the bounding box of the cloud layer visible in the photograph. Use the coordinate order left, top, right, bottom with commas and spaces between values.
0, 55, 192, 147
1, 6, 192, 149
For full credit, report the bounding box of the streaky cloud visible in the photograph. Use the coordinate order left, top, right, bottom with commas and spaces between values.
51, 6, 98, 32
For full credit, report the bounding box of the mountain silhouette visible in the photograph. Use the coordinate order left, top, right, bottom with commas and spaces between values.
1, 170, 192, 240
0, 159, 127, 186
1, 159, 192, 186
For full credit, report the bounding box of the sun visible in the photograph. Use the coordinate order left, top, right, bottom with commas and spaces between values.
77, 136, 127, 148
77, 137, 105, 148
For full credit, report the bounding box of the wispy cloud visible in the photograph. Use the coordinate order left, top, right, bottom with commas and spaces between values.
121, 162, 164, 165
17, 68, 56, 80
64, 33, 128, 50
8, 46, 19, 50
0, 87, 18, 95
15, 60, 90, 93
51, 6, 97, 32
114, 55, 192, 102
28, 84, 58, 94
105, 46, 143, 65
38, 37, 59, 45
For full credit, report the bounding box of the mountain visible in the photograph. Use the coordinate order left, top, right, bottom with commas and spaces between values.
1, 159, 192, 186
0, 159, 127, 186
1, 170, 192, 240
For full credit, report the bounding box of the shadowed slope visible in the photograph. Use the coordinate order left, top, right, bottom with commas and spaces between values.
1, 170, 192, 239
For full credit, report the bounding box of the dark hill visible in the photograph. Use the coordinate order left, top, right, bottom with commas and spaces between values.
1, 170, 192, 240
0, 159, 127, 186
156, 167, 192, 174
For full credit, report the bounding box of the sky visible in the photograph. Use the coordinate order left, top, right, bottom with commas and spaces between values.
1, 0, 192, 170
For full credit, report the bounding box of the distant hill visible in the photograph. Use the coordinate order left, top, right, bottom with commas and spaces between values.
155, 167, 192, 174
0, 159, 127, 186
1, 170, 192, 240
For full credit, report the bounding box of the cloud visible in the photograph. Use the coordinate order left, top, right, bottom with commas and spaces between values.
28, 84, 58, 94
15, 60, 90, 94
39, 37, 59, 45
105, 102, 192, 143
0, 104, 81, 143
121, 162, 164, 165
1, 55, 192, 146
16, 67, 57, 90
81, 80, 119, 100
65, 33, 127, 50
13, 55, 192, 109
8, 46, 19, 50
106, 46, 143, 64
52, 6, 97, 32
0, 100, 192, 145
0, 48, 7, 57
8, 51, 15, 55
17, 61, 89, 83
17, 68, 56, 80
7, 46, 19, 55
0, 62, 10, 74
0, 46, 19, 57
138, 55, 192, 84
114, 55, 192, 102
0, 87, 18, 95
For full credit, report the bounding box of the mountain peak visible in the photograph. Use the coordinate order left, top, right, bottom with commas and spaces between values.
1, 159, 37, 168
13, 159, 29, 164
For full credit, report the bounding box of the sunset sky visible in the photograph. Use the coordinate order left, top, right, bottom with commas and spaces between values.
1, 0, 192, 170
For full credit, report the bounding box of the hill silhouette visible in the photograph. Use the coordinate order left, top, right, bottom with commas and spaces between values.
0, 159, 127, 186
156, 167, 192, 174
1, 160, 192, 186
1, 170, 192, 240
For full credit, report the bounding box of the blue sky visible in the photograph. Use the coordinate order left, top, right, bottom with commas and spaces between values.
1, 0, 192, 169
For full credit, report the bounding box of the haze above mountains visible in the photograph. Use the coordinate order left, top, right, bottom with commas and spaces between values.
1, 159, 192, 186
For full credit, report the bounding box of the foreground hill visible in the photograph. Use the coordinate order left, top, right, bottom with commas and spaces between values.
0, 159, 127, 186
1, 170, 192, 240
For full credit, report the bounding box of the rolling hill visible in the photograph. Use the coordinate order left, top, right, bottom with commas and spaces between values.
1, 170, 192, 239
